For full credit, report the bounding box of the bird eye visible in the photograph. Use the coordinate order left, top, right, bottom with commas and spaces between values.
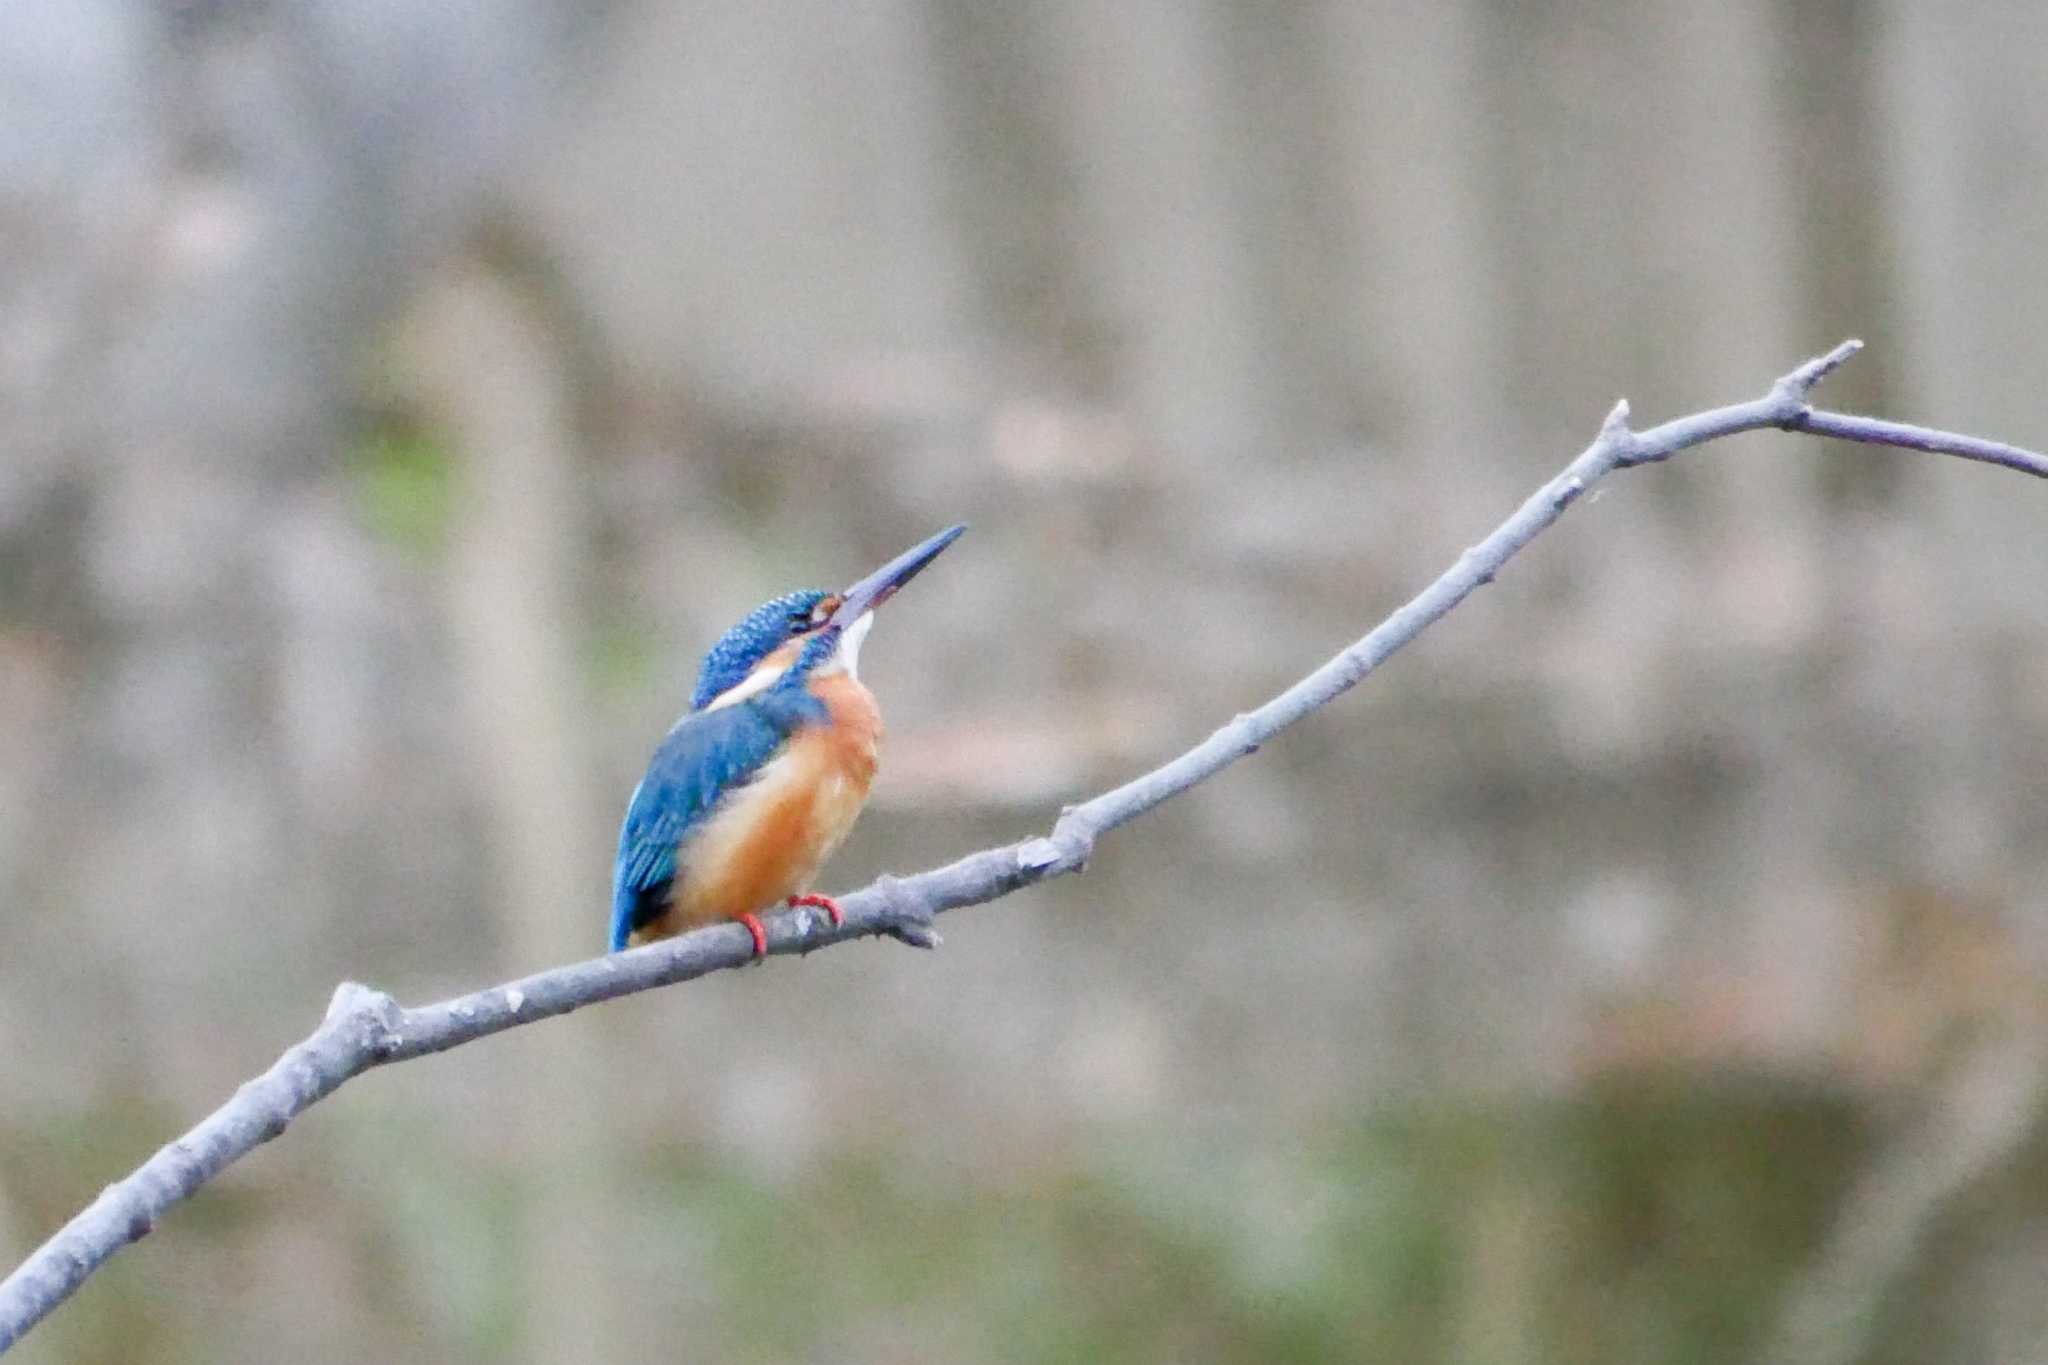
788, 596, 840, 634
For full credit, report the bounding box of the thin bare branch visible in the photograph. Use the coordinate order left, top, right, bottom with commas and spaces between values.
2, 340, 2043, 1353
1795, 408, 2048, 479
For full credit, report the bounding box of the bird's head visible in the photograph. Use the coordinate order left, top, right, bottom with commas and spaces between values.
691, 523, 965, 712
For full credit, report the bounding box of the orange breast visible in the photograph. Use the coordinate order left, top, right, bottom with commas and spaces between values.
635, 674, 881, 941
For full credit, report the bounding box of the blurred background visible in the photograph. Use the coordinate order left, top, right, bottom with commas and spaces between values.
4, 2, 2047, 1361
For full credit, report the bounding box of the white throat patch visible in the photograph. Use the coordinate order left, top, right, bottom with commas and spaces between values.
832, 611, 874, 679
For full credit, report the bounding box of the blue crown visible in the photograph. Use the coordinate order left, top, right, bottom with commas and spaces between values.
690, 589, 831, 711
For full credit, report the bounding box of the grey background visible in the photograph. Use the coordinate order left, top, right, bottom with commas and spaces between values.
3, 2, 2046, 1361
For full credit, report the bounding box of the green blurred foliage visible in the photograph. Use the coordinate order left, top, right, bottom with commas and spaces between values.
595, 1072, 1867, 1363
0, 1069, 1840, 1365
348, 424, 456, 560
588, 613, 662, 701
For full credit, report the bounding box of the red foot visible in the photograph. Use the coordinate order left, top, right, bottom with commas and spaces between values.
738, 912, 768, 958
787, 893, 845, 928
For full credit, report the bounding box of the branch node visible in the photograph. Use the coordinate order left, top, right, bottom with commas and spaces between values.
1775, 403, 1814, 434
325, 981, 375, 1024
1015, 838, 1063, 872
1601, 397, 1632, 436
1551, 473, 1592, 512
1600, 399, 1642, 465
888, 920, 943, 950
873, 873, 941, 950
1048, 808, 1099, 872
324, 981, 404, 1057
1773, 339, 1863, 411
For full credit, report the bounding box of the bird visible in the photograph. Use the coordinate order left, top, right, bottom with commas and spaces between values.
610, 524, 965, 957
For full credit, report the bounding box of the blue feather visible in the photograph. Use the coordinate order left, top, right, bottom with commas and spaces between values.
691, 590, 830, 711
609, 685, 829, 950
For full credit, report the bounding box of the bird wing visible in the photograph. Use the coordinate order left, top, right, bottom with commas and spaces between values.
610, 701, 790, 950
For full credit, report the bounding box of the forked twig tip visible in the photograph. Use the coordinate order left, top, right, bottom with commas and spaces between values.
1784, 339, 1865, 397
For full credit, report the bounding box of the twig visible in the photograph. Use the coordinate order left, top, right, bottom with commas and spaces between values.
2, 340, 2043, 1353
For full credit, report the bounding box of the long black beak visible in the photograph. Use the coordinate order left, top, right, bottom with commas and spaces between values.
831, 523, 966, 627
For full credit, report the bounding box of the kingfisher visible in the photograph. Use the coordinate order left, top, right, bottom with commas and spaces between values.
610, 524, 965, 956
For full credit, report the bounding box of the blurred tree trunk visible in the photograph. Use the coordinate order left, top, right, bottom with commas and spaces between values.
0, 0, 628, 1354
399, 250, 621, 1363
0, 0, 625, 1079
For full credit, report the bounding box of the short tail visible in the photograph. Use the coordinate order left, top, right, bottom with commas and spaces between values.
608, 882, 634, 952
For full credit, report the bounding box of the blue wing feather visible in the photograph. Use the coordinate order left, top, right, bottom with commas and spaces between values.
609, 687, 827, 950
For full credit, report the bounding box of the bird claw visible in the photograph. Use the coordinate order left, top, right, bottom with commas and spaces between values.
786, 893, 845, 929
738, 913, 768, 958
